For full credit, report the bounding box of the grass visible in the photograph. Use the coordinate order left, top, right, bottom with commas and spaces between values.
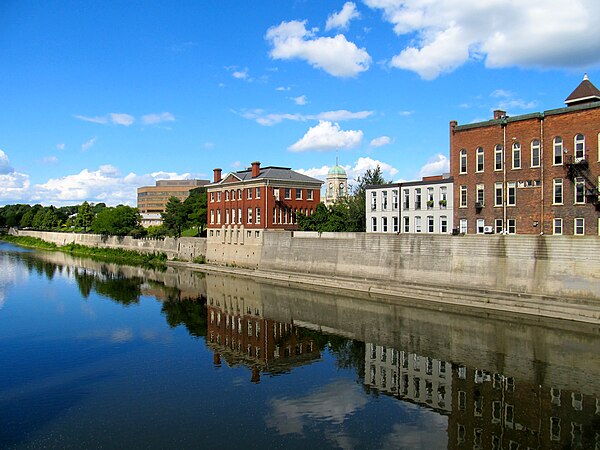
1, 235, 168, 267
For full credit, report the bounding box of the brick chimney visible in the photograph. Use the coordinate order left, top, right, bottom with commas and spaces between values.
213, 168, 222, 183
493, 110, 506, 120
251, 161, 261, 178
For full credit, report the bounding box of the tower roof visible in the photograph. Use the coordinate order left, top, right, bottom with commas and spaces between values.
328, 165, 346, 176
565, 74, 600, 106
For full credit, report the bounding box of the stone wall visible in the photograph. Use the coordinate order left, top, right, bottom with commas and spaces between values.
261, 231, 600, 299
13, 229, 206, 261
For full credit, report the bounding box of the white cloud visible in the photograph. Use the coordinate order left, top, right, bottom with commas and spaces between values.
0, 149, 13, 175
141, 112, 175, 125
203, 142, 214, 149
490, 89, 536, 112
325, 2, 360, 31
365, 0, 600, 79
109, 113, 135, 126
0, 150, 31, 203
292, 95, 308, 105
230, 161, 242, 168
266, 20, 371, 77
370, 136, 392, 147
296, 156, 399, 182
232, 68, 249, 79
81, 137, 97, 151
56, 143, 65, 150
398, 110, 414, 116
288, 121, 363, 152
418, 153, 449, 177
74, 114, 108, 124
240, 108, 373, 126
276, 86, 290, 91
42, 156, 59, 164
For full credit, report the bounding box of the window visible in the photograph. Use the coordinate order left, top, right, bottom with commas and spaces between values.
553, 179, 563, 204
507, 182, 516, 206
210, 192, 215, 202
225, 209, 230, 224
403, 216, 409, 233
476, 147, 484, 172
295, 188, 302, 200
225, 190, 229, 201
427, 216, 434, 233
495, 219, 503, 234
284, 188, 291, 199
550, 417, 561, 441
338, 182, 344, 196
392, 190, 398, 210
216, 209, 221, 224
554, 137, 563, 165
476, 184, 484, 206
403, 189, 410, 209
495, 144, 503, 170
382, 217, 388, 232
427, 187, 434, 208
393, 216, 399, 232
231, 190, 235, 200
440, 216, 448, 233
231, 208, 236, 224
307, 190, 313, 201
247, 207, 252, 224
371, 217, 377, 232
246, 188, 252, 199
217, 191, 221, 202
415, 189, 422, 209
210, 210, 214, 224
507, 219, 516, 234
460, 186, 467, 207
574, 134, 585, 161
553, 218, 563, 235
460, 149, 467, 173
382, 191, 388, 210
531, 139, 540, 167
238, 208, 242, 224
574, 178, 585, 204
477, 218, 485, 234
512, 142, 521, 169
574, 218, 584, 235
495, 182, 503, 207
440, 187, 447, 208
371, 191, 377, 210
415, 216, 422, 233
459, 219, 467, 234
255, 208, 261, 224
255, 187, 261, 198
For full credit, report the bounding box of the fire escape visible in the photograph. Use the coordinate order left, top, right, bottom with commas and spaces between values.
565, 156, 600, 210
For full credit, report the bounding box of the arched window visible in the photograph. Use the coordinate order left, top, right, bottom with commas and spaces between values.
476, 147, 484, 172
512, 142, 521, 169
459, 149, 467, 174
494, 145, 503, 170
531, 140, 540, 167
574, 134, 585, 161
553, 137, 563, 165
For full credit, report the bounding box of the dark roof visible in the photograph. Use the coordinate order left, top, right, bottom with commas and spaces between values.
565, 74, 600, 106
214, 166, 323, 186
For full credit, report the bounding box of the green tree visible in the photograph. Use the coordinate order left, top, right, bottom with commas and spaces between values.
184, 187, 207, 235
91, 205, 141, 236
162, 197, 187, 237
41, 206, 60, 230
76, 201, 95, 231
32, 208, 46, 229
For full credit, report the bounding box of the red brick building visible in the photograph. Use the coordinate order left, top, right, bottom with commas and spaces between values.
206, 161, 323, 232
450, 75, 600, 235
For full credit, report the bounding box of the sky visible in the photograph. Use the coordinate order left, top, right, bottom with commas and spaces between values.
1, 0, 599, 207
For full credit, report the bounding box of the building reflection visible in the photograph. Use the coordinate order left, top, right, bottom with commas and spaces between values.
205, 275, 321, 383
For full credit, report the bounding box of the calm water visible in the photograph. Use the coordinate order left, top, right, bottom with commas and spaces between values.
1, 242, 599, 449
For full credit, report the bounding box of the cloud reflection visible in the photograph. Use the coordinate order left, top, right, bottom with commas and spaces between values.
110, 328, 134, 343
266, 380, 367, 435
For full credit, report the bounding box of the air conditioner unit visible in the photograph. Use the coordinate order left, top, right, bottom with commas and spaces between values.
483, 226, 494, 234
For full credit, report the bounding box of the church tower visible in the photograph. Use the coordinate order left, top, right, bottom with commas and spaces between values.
324, 157, 348, 206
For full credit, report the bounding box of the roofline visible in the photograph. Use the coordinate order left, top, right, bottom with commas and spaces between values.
365, 177, 453, 190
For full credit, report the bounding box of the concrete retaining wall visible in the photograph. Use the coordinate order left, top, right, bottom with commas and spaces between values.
261, 231, 600, 300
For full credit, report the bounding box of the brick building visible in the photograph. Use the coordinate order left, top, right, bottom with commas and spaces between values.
206, 161, 323, 237
450, 75, 600, 235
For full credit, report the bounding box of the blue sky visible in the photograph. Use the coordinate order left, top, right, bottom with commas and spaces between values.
1, 0, 599, 206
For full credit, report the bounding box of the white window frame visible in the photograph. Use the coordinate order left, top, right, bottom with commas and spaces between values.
553, 218, 563, 235
460, 149, 467, 174
460, 185, 467, 208
512, 142, 521, 169
307, 189, 313, 201
255, 207, 261, 224
371, 191, 377, 210
415, 216, 422, 233
295, 188, 302, 200
247, 188, 252, 199
372, 217, 377, 232
427, 216, 434, 233
495, 219, 503, 234
507, 219, 516, 234
403, 216, 409, 233
531, 139, 540, 167
255, 187, 261, 199
382, 216, 388, 232
574, 178, 585, 204
247, 207, 253, 224
393, 216, 399, 233
459, 219, 467, 234
574, 218, 584, 236
392, 190, 398, 210
440, 216, 448, 233
476, 184, 484, 206
382, 191, 388, 210
553, 137, 563, 165
507, 182, 516, 206
553, 179, 563, 205
495, 144, 503, 171
476, 147, 484, 172
574, 134, 585, 162
476, 218, 485, 234
494, 182, 503, 207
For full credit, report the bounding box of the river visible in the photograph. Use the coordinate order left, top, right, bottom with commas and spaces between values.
1, 241, 599, 449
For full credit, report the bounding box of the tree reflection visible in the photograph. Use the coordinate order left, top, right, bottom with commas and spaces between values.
161, 298, 207, 338
73, 267, 142, 305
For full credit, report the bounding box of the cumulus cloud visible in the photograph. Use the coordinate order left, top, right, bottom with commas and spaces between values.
0, 150, 31, 203
289, 121, 363, 152
370, 136, 392, 147
240, 108, 373, 126
266, 20, 371, 77
296, 156, 399, 182
0, 150, 13, 175
365, 0, 600, 79
81, 137, 97, 151
325, 2, 360, 31
56, 143, 65, 150
141, 112, 175, 125
292, 95, 308, 105
418, 153, 449, 177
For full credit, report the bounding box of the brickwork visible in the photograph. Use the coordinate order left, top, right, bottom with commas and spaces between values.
450, 99, 600, 235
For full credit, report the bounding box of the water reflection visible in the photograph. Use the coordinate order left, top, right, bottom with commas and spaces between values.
2, 242, 600, 449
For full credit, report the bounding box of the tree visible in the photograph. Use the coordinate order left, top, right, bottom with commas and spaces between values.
41, 206, 60, 229
184, 187, 207, 235
162, 197, 187, 237
90, 205, 141, 236
76, 201, 95, 231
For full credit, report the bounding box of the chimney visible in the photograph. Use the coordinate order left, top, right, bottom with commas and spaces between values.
213, 168, 222, 183
251, 161, 260, 178
493, 110, 506, 120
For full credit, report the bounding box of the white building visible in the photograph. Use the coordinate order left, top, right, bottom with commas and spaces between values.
366, 175, 454, 234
